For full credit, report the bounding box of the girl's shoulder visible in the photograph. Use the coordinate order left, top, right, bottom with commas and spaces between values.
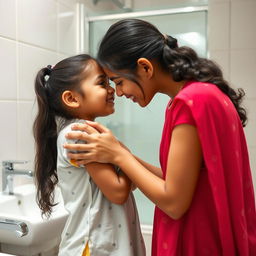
57, 119, 87, 146
58, 119, 86, 135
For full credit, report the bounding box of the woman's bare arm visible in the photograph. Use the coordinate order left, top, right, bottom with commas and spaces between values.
64, 122, 202, 219
132, 155, 162, 178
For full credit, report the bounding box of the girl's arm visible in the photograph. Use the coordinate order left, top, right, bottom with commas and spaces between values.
64, 122, 202, 219
85, 163, 132, 204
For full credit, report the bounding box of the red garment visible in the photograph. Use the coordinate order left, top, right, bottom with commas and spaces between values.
152, 81, 256, 255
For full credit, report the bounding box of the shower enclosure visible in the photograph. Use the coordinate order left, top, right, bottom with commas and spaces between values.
84, 5, 208, 226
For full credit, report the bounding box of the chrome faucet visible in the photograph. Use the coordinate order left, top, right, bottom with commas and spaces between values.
2, 160, 34, 195
0, 218, 28, 237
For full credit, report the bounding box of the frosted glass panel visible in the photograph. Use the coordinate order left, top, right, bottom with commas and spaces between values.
89, 11, 207, 225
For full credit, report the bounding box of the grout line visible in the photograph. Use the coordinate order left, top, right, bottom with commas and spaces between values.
15, 0, 19, 159
228, 0, 231, 80
0, 99, 34, 103
0, 35, 16, 42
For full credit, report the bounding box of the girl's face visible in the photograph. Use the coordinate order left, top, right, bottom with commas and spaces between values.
76, 61, 115, 120
103, 67, 156, 108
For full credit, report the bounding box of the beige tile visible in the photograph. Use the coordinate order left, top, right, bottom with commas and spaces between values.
230, 49, 256, 98
244, 98, 256, 147
231, 1, 256, 49
244, 117, 256, 148
231, 0, 253, 2
209, 50, 230, 80
248, 146, 256, 194
210, 0, 230, 2
208, 1, 230, 50
244, 98, 256, 113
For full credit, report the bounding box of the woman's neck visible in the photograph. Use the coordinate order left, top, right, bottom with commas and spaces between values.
152, 62, 187, 98
157, 72, 187, 98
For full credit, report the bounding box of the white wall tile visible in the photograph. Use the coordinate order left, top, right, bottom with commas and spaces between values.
17, 0, 58, 51
58, 0, 77, 8
231, 0, 254, 2
142, 232, 152, 256
0, 37, 17, 100
244, 98, 256, 147
135, 0, 208, 9
0, 0, 78, 191
15, 101, 36, 188
0, 102, 17, 162
230, 49, 256, 98
57, 53, 70, 62
209, 50, 230, 80
18, 43, 59, 100
231, 1, 256, 49
208, 0, 256, 192
210, 0, 229, 2
208, 1, 230, 50
248, 146, 256, 194
0, 0, 16, 39
80, 0, 118, 15
58, 2, 77, 54
17, 101, 36, 165
244, 120, 256, 148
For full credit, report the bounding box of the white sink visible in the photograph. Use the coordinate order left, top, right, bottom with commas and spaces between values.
0, 184, 69, 255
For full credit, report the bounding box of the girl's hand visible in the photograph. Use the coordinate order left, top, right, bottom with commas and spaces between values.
64, 121, 126, 166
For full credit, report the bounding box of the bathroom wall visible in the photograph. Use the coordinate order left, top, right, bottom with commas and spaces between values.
132, 0, 208, 10
0, 0, 255, 255
208, 0, 256, 193
0, 0, 75, 188
0, 0, 209, 180
0, 0, 117, 189
0, 0, 223, 188
1, 1, 254, 188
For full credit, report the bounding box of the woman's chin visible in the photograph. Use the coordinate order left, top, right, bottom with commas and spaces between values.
138, 100, 149, 108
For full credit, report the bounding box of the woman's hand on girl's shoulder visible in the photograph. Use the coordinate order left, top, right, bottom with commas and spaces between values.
64, 121, 128, 166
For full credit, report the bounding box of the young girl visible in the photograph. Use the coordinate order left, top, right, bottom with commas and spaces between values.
33, 54, 146, 256
64, 20, 256, 255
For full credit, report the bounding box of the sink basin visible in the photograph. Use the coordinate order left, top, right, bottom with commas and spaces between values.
0, 184, 69, 255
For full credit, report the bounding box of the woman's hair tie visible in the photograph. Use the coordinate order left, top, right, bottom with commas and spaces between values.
163, 34, 178, 49
163, 34, 168, 44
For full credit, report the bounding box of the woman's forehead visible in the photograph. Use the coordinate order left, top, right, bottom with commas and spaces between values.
102, 68, 118, 79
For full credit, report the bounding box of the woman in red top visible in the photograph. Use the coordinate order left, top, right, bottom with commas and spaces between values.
64, 19, 256, 255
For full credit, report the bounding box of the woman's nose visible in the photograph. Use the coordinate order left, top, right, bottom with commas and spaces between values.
115, 86, 123, 97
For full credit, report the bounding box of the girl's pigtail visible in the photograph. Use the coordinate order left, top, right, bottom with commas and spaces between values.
33, 67, 58, 218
